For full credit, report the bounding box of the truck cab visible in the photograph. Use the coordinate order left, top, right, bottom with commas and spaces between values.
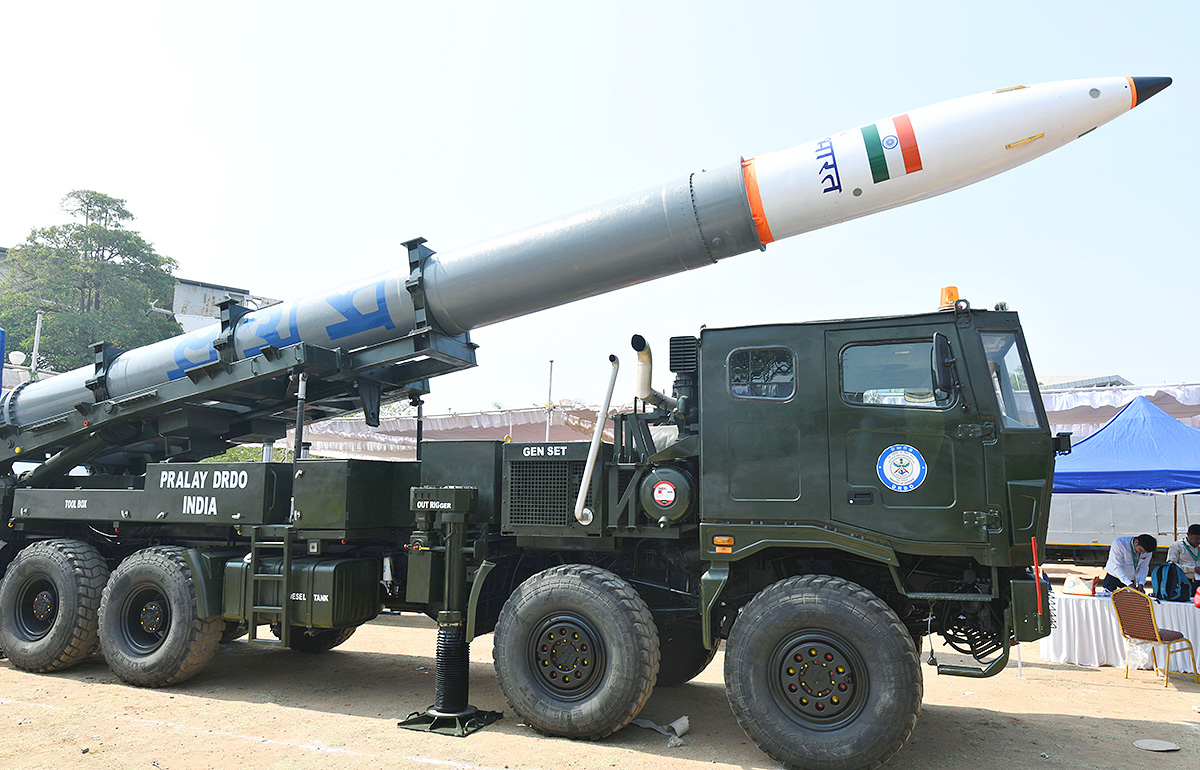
696, 302, 1055, 569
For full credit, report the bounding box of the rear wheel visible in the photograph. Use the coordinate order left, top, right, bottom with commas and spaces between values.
287, 625, 358, 652
98, 547, 222, 687
725, 575, 922, 770
0, 539, 109, 672
494, 564, 659, 739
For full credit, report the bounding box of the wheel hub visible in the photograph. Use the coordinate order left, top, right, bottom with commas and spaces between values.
120, 584, 170, 654
776, 637, 860, 724
531, 616, 600, 696
32, 590, 56, 621
14, 576, 58, 640
140, 600, 166, 634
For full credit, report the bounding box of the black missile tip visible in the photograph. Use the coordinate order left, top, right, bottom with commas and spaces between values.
1131, 77, 1172, 107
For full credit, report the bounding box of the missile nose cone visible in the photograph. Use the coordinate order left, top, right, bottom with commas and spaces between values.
1131, 77, 1172, 107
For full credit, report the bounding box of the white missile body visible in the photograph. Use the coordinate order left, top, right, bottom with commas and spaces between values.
0, 77, 1170, 429
746, 77, 1155, 242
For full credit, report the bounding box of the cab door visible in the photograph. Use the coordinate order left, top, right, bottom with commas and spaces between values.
977, 327, 1055, 553
698, 325, 828, 523
826, 324, 993, 546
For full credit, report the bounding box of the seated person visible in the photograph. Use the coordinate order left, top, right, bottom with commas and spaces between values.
1167, 524, 1200, 582
1098, 534, 1156, 593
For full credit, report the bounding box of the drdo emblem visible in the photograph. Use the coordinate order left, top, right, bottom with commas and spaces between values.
876, 444, 927, 492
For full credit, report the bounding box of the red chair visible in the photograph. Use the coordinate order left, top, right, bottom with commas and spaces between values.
1110, 588, 1199, 687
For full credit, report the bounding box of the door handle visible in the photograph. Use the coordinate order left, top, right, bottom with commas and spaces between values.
957, 422, 996, 441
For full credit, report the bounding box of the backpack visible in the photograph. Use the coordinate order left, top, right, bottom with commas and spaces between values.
1150, 562, 1192, 602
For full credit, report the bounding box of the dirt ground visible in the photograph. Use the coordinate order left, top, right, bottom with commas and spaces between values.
2, 564, 1198, 770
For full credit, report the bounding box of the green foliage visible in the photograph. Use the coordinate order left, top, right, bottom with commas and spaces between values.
200, 445, 326, 463
201, 445, 287, 463
0, 190, 181, 371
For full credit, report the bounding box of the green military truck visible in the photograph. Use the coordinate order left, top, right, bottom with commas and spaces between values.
0, 271, 1059, 769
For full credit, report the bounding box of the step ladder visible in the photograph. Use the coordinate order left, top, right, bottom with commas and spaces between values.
246, 524, 293, 647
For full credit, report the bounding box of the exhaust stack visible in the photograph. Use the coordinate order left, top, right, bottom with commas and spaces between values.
630, 335, 677, 412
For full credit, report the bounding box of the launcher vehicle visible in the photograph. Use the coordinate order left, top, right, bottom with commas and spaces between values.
1, 76, 1169, 768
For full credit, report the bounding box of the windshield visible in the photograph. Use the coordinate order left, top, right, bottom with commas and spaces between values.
980, 331, 1041, 429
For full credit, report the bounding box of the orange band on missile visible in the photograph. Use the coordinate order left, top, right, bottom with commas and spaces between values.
741, 158, 775, 245
1127, 76, 1137, 109
893, 113, 923, 174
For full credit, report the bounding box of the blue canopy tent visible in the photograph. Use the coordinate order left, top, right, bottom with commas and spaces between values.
1052, 396, 1200, 495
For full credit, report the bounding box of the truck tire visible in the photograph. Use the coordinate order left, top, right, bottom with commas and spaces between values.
655, 617, 718, 687
493, 564, 660, 739
98, 546, 223, 687
724, 575, 922, 770
0, 539, 109, 672
287, 625, 358, 652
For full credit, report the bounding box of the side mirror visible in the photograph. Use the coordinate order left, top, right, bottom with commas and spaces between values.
932, 333, 955, 401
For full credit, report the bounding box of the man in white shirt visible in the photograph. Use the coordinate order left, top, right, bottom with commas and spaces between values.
1099, 534, 1157, 593
1167, 524, 1200, 581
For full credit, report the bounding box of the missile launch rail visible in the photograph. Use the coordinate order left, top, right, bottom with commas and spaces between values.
0, 76, 1170, 770
0, 239, 476, 471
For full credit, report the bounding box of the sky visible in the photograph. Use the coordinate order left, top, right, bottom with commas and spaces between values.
1, 2, 1196, 416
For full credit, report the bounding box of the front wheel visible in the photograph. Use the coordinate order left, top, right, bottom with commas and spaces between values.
98, 547, 223, 687
493, 564, 659, 739
725, 575, 922, 770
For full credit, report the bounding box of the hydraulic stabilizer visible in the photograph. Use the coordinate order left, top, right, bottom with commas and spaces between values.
399, 486, 501, 737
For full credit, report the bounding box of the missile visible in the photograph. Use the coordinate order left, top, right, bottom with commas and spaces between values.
0, 76, 1171, 429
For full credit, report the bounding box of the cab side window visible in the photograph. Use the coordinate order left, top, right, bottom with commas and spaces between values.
728, 346, 795, 400
841, 341, 951, 408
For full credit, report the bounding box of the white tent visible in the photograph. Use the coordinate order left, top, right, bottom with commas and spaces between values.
294, 402, 614, 461
290, 383, 1200, 462
1043, 382, 1200, 441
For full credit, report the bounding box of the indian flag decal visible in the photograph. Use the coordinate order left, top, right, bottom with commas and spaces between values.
860, 113, 923, 184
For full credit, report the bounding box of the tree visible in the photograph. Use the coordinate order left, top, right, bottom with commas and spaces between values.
0, 191, 181, 372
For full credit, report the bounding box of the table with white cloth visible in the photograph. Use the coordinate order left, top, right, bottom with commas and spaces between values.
1040, 590, 1200, 674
